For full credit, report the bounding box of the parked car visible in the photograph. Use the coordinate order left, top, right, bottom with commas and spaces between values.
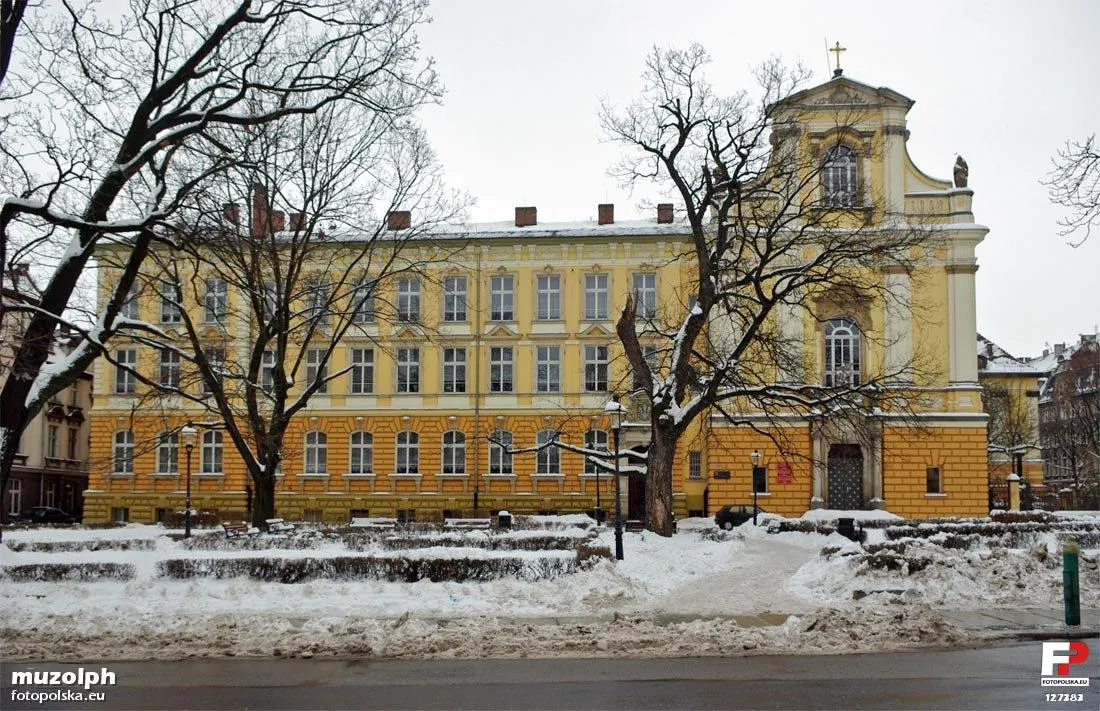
14, 506, 77, 525
714, 504, 765, 530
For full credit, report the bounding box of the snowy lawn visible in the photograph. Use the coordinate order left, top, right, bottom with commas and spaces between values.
2, 516, 1096, 661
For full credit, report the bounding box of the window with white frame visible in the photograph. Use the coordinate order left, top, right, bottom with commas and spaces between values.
752, 464, 768, 494
202, 347, 225, 394
688, 451, 702, 480
349, 431, 373, 474
159, 348, 180, 388
490, 275, 514, 321
584, 274, 609, 320
822, 145, 858, 207
443, 276, 467, 322
490, 346, 513, 392
350, 348, 374, 394
159, 281, 181, 323
45, 481, 56, 508
396, 347, 420, 393
635, 344, 659, 388
305, 280, 330, 326
157, 431, 179, 474
443, 347, 466, 393
536, 345, 560, 393
489, 430, 513, 475
7, 479, 20, 515
536, 430, 560, 475
261, 350, 276, 391
926, 466, 943, 494
584, 345, 609, 392
633, 273, 657, 319
47, 424, 58, 459
442, 430, 466, 475
115, 349, 136, 394
261, 281, 279, 323
536, 274, 561, 320
304, 431, 327, 475
113, 430, 134, 474
824, 318, 861, 387
306, 349, 327, 393
397, 277, 420, 323
201, 430, 223, 474
121, 284, 140, 320
352, 280, 376, 323
584, 429, 608, 475
396, 430, 419, 474
204, 277, 227, 323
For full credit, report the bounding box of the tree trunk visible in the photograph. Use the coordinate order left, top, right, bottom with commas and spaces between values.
0, 404, 29, 532
251, 469, 276, 527
646, 427, 677, 536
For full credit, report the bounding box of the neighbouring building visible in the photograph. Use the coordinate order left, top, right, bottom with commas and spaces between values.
83, 71, 990, 523
1029, 334, 1099, 509
977, 334, 1042, 509
1, 265, 93, 522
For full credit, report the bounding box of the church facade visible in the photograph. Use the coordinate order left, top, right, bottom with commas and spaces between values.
82, 72, 989, 524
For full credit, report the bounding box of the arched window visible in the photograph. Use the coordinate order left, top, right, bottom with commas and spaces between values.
113, 430, 134, 474
824, 318, 862, 387
442, 430, 466, 475
156, 431, 179, 474
489, 430, 513, 475
396, 430, 419, 475
536, 430, 560, 476
349, 431, 373, 475
584, 429, 609, 475
822, 145, 858, 207
201, 430, 223, 474
304, 431, 327, 475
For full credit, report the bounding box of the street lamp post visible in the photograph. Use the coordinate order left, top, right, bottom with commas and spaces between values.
181, 425, 197, 539
604, 396, 625, 560
750, 449, 761, 526
593, 417, 602, 525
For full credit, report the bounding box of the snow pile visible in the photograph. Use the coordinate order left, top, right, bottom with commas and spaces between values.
800, 509, 903, 523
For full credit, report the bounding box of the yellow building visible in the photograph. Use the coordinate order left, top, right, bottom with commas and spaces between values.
84, 72, 990, 523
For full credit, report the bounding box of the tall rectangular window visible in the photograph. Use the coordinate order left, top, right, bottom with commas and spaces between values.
115, 349, 136, 394
157, 432, 179, 474
536, 274, 561, 320
443, 347, 467, 393
397, 277, 420, 323
536, 345, 560, 393
121, 284, 140, 320
396, 348, 420, 393
689, 451, 702, 480
490, 275, 514, 321
306, 349, 327, 393
352, 280, 376, 323
204, 277, 227, 323
67, 428, 78, 460
443, 276, 467, 322
47, 425, 59, 459
752, 465, 768, 494
490, 346, 513, 393
261, 350, 275, 392
584, 274, 608, 320
926, 466, 942, 494
633, 273, 657, 319
159, 281, 181, 324
158, 349, 180, 388
8, 479, 21, 515
584, 345, 609, 392
305, 280, 330, 326
350, 348, 374, 394
202, 347, 224, 395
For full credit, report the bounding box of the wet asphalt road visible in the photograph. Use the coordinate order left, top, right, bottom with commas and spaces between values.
3, 639, 1099, 710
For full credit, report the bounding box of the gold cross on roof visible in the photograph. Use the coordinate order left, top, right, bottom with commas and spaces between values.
829, 41, 847, 73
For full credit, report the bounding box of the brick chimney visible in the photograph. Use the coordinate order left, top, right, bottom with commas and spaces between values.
515, 206, 537, 228
657, 203, 674, 224
387, 210, 412, 230
598, 203, 614, 225
1054, 343, 1066, 358
251, 183, 269, 237
269, 210, 285, 232
223, 203, 240, 225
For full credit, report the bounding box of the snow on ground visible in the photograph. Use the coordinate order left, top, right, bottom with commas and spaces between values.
799, 509, 903, 522
1, 517, 1096, 661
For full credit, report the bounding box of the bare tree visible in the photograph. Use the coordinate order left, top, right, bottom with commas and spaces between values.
0, 0, 28, 87
600, 46, 935, 535
0, 0, 438, 511
982, 383, 1039, 508
1044, 134, 1099, 246
1040, 346, 1100, 509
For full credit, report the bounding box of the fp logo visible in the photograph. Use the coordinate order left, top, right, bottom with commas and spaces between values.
1041, 641, 1090, 677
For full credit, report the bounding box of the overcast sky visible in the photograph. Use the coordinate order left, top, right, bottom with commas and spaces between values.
415, 0, 1099, 359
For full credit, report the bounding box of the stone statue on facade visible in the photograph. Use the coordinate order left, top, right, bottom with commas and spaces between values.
953, 155, 969, 188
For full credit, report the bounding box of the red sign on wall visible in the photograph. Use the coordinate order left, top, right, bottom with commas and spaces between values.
777, 461, 793, 485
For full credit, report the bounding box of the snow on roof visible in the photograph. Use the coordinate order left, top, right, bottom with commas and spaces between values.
323, 216, 693, 243
977, 334, 1041, 376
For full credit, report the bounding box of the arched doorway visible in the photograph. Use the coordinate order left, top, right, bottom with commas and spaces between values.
827, 444, 864, 510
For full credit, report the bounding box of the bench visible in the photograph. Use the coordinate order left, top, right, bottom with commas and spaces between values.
350, 517, 398, 529
265, 518, 295, 533
444, 518, 492, 530
625, 520, 645, 533
223, 522, 260, 538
